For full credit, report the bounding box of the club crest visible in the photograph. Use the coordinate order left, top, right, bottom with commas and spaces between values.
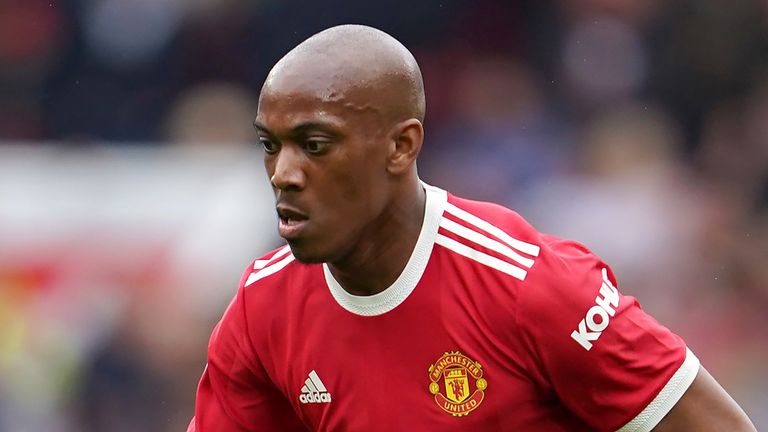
427, 351, 487, 416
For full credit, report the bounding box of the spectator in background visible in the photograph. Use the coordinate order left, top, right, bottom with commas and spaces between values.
165, 82, 258, 145
521, 104, 705, 319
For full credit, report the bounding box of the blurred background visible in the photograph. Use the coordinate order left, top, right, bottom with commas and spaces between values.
1, 0, 766, 430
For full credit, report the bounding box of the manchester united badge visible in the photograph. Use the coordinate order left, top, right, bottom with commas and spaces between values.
427, 351, 487, 416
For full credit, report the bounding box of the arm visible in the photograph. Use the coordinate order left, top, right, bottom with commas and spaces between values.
190, 358, 305, 432
189, 285, 306, 432
516, 240, 754, 432
652, 367, 756, 431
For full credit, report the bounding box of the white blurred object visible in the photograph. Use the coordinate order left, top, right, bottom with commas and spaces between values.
0, 144, 278, 311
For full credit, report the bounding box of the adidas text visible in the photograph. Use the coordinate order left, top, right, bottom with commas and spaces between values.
300, 392, 332, 404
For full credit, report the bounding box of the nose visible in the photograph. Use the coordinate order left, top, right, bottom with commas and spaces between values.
269, 145, 306, 191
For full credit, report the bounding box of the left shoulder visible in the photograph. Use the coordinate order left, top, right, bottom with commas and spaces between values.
528, 234, 618, 300
436, 193, 543, 284
443, 191, 621, 329
445, 193, 543, 254
443, 193, 608, 289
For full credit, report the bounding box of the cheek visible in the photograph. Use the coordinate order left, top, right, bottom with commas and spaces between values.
338, 159, 387, 214
333, 163, 364, 204
321, 138, 389, 213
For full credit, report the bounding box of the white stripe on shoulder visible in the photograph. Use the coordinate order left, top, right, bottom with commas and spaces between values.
253, 245, 291, 270
252, 259, 271, 270
245, 248, 295, 287
617, 348, 700, 432
252, 246, 291, 270
435, 233, 528, 280
444, 202, 540, 257
440, 217, 535, 269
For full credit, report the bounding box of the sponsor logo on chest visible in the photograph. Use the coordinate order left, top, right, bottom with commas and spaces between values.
571, 268, 620, 351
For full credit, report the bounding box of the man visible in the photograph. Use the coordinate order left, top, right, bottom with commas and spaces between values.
189, 25, 756, 431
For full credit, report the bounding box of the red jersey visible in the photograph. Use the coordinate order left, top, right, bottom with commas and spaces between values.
189, 184, 699, 432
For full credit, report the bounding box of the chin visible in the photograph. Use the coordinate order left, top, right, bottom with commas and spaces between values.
286, 240, 330, 264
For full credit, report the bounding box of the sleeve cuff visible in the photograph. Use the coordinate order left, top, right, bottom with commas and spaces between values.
617, 347, 700, 432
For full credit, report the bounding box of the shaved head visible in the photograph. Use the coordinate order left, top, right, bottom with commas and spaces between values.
256, 25, 428, 270
261, 24, 425, 125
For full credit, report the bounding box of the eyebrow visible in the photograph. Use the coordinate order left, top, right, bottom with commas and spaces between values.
253, 120, 341, 137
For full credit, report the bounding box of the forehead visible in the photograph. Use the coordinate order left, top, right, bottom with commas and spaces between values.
257, 90, 383, 136
257, 91, 346, 131
256, 58, 382, 130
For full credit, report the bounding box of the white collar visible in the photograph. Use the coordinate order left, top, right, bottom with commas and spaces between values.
323, 182, 447, 316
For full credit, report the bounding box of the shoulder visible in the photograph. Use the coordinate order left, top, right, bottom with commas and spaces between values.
436, 193, 543, 281
205, 246, 300, 375
234, 245, 318, 313
520, 232, 624, 333
444, 194, 542, 254
216, 245, 320, 353
440, 192, 614, 318
240, 245, 298, 289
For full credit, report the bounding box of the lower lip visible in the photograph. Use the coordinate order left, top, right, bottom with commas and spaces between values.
278, 218, 309, 239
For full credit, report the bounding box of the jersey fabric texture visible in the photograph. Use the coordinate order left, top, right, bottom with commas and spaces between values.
189, 184, 699, 432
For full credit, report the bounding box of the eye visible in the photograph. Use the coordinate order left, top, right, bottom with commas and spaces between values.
260, 137, 279, 154
304, 140, 330, 154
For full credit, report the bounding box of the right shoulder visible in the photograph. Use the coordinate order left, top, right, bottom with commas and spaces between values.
232, 244, 320, 316
238, 244, 298, 290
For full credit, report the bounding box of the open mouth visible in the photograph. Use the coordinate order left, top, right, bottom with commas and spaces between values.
276, 206, 309, 238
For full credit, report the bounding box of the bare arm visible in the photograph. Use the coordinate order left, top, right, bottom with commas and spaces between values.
652, 366, 756, 431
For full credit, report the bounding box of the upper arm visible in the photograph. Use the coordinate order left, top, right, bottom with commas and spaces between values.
517, 243, 695, 431
192, 359, 305, 432
191, 287, 306, 432
651, 366, 756, 432
518, 241, 755, 431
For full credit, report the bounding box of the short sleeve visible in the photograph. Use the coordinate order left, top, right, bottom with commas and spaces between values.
190, 266, 306, 432
516, 239, 700, 432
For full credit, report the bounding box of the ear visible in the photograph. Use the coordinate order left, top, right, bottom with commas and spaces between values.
386, 118, 424, 175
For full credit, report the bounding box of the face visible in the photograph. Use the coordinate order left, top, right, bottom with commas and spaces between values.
254, 83, 393, 264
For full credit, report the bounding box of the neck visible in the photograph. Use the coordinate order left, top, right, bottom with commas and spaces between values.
328, 180, 426, 296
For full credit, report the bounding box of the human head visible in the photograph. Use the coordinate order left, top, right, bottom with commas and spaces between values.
254, 24, 426, 263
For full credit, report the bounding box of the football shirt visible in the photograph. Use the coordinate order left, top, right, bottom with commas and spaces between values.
190, 183, 698, 431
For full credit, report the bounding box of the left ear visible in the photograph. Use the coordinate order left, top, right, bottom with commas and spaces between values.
386, 118, 424, 175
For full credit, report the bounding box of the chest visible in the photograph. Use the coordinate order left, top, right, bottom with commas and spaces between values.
257, 278, 575, 431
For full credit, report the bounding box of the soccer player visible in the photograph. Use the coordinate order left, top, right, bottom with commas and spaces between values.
188, 25, 756, 431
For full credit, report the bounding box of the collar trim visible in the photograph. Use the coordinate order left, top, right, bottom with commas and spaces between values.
323, 183, 447, 316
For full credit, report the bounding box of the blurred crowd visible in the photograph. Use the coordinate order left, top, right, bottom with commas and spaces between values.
1, 0, 767, 430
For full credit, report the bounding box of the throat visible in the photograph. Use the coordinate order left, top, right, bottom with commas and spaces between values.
329, 186, 426, 297
329, 225, 420, 296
